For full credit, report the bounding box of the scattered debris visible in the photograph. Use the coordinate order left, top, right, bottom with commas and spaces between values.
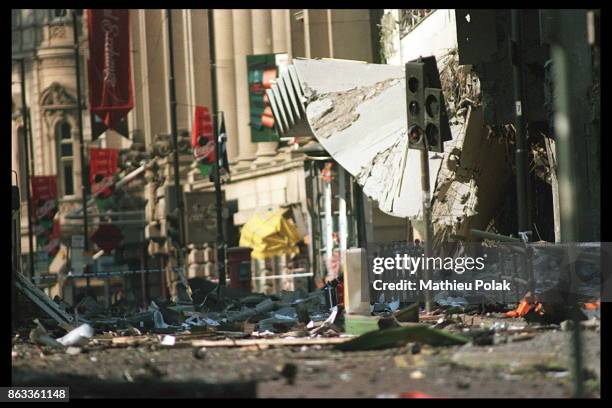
15, 273, 75, 327
191, 336, 351, 349
29, 320, 63, 349
336, 324, 468, 351
161, 335, 176, 346
378, 315, 401, 330
65, 346, 82, 355
394, 303, 419, 323
57, 324, 94, 347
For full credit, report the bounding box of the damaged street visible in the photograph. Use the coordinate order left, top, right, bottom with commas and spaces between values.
10, 8, 602, 400
12, 278, 601, 398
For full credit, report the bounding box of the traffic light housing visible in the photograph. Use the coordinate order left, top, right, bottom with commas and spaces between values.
405, 57, 452, 153
424, 88, 443, 153
406, 62, 426, 151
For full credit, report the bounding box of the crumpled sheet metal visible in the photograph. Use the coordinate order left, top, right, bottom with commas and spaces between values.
268, 58, 456, 219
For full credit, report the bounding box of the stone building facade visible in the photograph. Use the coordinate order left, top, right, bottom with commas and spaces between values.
13, 9, 395, 300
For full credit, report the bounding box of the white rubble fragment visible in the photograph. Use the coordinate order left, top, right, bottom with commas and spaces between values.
57, 324, 94, 347
161, 335, 176, 346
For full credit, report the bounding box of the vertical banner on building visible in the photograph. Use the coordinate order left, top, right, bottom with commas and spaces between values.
89, 147, 119, 209
192, 106, 216, 176
30, 176, 60, 261
86, 9, 133, 130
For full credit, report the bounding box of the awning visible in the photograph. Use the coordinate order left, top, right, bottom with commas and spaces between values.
239, 208, 301, 260
267, 58, 462, 219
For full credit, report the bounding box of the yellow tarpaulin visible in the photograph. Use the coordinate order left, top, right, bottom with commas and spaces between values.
239, 208, 301, 260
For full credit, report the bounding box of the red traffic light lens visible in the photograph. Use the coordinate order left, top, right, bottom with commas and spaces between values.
408, 125, 423, 145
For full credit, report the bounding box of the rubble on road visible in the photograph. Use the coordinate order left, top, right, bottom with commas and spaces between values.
336, 324, 469, 351
18, 271, 597, 360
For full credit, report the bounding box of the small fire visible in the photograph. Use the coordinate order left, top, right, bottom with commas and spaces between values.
505, 293, 544, 318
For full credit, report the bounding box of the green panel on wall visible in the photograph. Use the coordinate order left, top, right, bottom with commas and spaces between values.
247, 53, 287, 143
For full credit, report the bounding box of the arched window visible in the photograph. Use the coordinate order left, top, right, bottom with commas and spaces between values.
56, 121, 75, 196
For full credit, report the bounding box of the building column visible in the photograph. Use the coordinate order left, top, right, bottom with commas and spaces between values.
128, 10, 145, 142
251, 9, 278, 164
184, 10, 212, 127
232, 9, 257, 170
272, 9, 290, 53
170, 10, 189, 132
143, 10, 169, 142
213, 10, 239, 164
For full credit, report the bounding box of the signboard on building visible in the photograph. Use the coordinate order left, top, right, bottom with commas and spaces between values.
86, 9, 134, 130
183, 191, 217, 245
247, 53, 288, 143
30, 176, 60, 260
90, 148, 119, 197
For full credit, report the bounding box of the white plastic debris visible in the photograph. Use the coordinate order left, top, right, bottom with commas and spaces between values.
161, 335, 176, 346
56, 323, 94, 347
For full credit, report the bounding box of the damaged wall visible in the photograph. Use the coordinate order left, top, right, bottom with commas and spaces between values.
432, 106, 512, 247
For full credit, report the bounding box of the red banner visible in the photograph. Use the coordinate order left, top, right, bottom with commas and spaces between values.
29, 176, 60, 258
30, 176, 58, 221
87, 9, 133, 130
90, 148, 119, 197
192, 106, 216, 163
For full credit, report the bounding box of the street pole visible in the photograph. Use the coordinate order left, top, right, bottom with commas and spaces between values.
166, 9, 186, 262
72, 10, 90, 290
26, 104, 35, 176
510, 9, 530, 241
419, 147, 433, 314
549, 9, 583, 398
208, 9, 227, 288
17, 58, 36, 281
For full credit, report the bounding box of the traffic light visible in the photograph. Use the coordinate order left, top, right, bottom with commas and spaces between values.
424, 88, 443, 153
406, 57, 452, 153
405, 62, 426, 150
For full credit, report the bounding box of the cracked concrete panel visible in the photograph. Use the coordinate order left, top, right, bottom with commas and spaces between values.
290, 58, 447, 219
293, 58, 403, 95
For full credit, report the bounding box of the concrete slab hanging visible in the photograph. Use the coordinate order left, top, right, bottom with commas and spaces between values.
267, 58, 454, 219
